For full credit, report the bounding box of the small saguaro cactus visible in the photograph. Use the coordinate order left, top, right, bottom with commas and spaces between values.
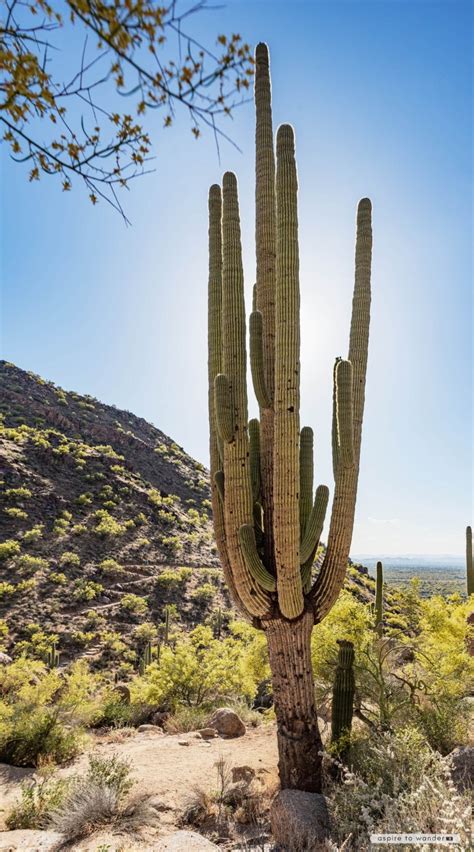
331, 640, 355, 751
466, 526, 473, 597
46, 643, 59, 669
163, 606, 171, 645
375, 560, 384, 636
139, 640, 152, 675
207, 43, 373, 792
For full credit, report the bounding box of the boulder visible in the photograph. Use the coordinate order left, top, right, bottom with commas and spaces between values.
208, 707, 246, 738
271, 789, 330, 851
156, 830, 219, 850
0, 830, 62, 851
137, 724, 164, 734
448, 746, 474, 792
0, 653, 12, 666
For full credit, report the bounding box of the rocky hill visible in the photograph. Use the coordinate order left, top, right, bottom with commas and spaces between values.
0, 361, 394, 673
0, 362, 228, 672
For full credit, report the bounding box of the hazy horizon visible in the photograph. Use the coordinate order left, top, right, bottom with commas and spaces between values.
1, 0, 472, 556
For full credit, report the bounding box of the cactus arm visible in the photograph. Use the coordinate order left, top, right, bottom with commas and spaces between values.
239, 524, 277, 592
250, 311, 271, 410
207, 184, 244, 613
214, 373, 234, 443
331, 358, 341, 479
375, 560, 384, 636
221, 171, 271, 616
249, 418, 262, 501
336, 360, 355, 468
273, 123, 304, 619
300, 485, 330, 565
255, 42, 277, 577
300, 426, 314, 538
466, 526, 473, 596
311, 198, 372, 621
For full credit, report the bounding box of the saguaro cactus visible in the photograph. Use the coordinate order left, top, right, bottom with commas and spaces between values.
207, 43, 373, 792
331, 640, 355, 750
375, 560, 384, 636
466, 526, 473, 597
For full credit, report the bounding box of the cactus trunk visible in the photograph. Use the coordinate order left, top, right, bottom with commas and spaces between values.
265, 612, 323, 791
375, 560, 384, 636
331, 640, 355, 755
206, 42, 373, 793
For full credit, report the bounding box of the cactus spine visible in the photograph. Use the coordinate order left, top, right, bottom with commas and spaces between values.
207, 43, 372, 791
375, 560, 384, 637
331, 640, 355, 749
467, 526, 473, 596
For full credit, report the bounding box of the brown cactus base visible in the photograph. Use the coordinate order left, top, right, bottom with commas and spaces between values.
265, 610, 323, 792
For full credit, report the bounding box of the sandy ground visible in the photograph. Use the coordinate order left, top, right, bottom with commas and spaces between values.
0, 723, 282, 843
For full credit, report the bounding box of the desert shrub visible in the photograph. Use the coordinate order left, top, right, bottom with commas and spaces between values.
325, 728, 472, 850
76, 492, 93, 506
164, 705, 211, 733
131, 625, 257, 710
98, 557, 124, 575
0, 539, 21, 560
71, 523, 87, 535
17, 554, 48, 574
120, 594, 148, 615
0, 659, 101, 766
93, 510, 126, 537
134, 512, 147, 525
6, 774, 71, 829
59, 551, 80, 567
0, 619, 9, 650
4, 486, 32, 502
190, 583, 216, 604
133, 622, 158, 643
155, 567, 191, 591
161, 535, 183, 554
73, 580, 103, 601
99, 630, 127, 655
22, 524, 44, 543
4, 507, 28, 520
49, 571, 67, 585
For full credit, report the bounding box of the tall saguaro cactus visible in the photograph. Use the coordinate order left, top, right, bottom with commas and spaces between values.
375, 560, 384, 637
467, 526, 473, 597
207, 43, 373, 792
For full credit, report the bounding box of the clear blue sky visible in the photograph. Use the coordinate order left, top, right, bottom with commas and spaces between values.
1, 0, 472, 555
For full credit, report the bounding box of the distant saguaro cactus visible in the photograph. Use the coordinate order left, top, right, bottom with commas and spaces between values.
466, 526, 473, 596
46, 643, 59, 669
375, 560, 384, 637
331, 640, 355, 751
207, 43, 373, 792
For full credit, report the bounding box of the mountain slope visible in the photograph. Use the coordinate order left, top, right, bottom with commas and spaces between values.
0, 361, 226, 671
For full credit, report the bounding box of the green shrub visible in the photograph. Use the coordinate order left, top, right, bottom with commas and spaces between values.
22, 524, 44, 543
190, 583, 216, 604
17, 555, 49, 574
93, 510, 126, 537
6, 775, 71, 829
71, 524, 87, 535
73, 580, 103, 601
59, 551, 80, 567
120, 594, 148, 615
4, 487, 32, 502
4, 507, 28, 520
49, 572, 67, 585
76, 493, 93, 506
98, 557, 124, 575
0, 539, 21, 561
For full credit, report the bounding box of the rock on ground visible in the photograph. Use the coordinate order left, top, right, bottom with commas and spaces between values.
0, 830, 62, 851
208, 707, 246, 738
271, 789, 330, 851
448, 746, 474, 792
155, 830, 219, 850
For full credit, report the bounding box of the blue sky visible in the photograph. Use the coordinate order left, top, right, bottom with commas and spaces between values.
1, 0, 472, 555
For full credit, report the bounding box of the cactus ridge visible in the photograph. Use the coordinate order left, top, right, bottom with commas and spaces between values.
207, 45, 372, 623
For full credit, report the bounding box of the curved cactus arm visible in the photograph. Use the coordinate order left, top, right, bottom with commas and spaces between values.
215, 470, 225, 502
255, 42, 277, 577
249, 418, 262, 501
300, 426, 314, 538
221, 171, 271, 617
207, 184, 244, 614
466, 526, 473, 596
311, 198, 372, 621
273, 124, 304, 619
214, 373, 234, 443
300, 485, 329, 565
239, 524, 276, 592
250, 311, 271, 410
335, 360, 355, 468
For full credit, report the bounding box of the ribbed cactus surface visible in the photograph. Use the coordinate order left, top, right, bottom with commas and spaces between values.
467, 526, 473, 597
207, 42, 372, 626
331, 640, 355, 746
